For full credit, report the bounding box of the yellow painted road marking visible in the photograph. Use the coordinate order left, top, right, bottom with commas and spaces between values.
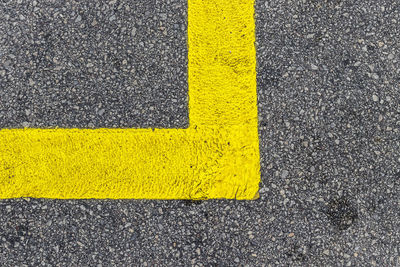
0, 0, 259, 199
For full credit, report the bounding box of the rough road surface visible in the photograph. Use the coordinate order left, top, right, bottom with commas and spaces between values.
0, 0, 399, 266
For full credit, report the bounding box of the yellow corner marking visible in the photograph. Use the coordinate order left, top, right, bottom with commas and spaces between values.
0, 0, 259, 199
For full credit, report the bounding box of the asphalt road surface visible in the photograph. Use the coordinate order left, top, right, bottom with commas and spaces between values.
0, 0, 399, 266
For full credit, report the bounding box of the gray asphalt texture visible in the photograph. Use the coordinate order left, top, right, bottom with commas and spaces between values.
0, 0, 187, 128
0, 0, 399, 266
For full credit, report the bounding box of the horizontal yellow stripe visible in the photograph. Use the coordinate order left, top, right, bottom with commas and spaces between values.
0, 0, 259, 199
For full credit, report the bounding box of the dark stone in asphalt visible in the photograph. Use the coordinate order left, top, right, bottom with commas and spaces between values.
324, 196, 358, 231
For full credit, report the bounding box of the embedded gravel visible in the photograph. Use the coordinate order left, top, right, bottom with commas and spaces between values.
0, 0, 187, 128
0, 0, 399, 266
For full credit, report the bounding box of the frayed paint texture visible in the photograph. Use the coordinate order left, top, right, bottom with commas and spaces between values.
0, 0, 260, 199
